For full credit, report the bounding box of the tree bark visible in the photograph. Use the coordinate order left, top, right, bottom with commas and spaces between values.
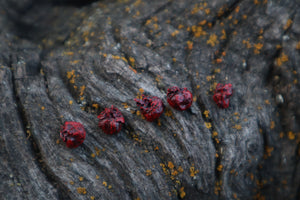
0, 0, 299, 199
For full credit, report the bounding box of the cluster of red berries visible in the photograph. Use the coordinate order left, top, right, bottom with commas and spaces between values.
60, 84, 232, 148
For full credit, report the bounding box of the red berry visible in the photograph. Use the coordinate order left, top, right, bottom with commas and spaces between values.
167, 86, 193, 111
97, 105, 125, 135
213, 83, 233, 108
134, 94, 164, 122
60, 121, 86, 148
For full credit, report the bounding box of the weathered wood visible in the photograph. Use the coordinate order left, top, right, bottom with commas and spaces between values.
0, 0, 299, 199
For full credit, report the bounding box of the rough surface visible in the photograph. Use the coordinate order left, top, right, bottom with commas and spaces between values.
0, 0, 299, 199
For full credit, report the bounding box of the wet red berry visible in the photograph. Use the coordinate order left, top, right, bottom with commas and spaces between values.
60, 121, 86, 148
97, 105, 125, 135
167, 86, 193, 111
213, 83, 233, 108
134, 94, 164, 122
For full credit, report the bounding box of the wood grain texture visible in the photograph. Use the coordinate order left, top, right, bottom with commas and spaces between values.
0, 0, 299, 199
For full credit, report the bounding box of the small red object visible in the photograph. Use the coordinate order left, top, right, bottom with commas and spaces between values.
134, 94, 164, 122
167, 86, 193, 111
97, 105, 125, 135
60, 121, 86, 148
213, 83, 233, 108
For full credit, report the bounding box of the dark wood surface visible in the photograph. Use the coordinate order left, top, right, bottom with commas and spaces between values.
0, 0, 299, 199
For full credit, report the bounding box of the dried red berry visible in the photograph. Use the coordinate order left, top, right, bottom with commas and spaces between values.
167, 86, 193, 111
97, 105, 125, 135
134, 94, 164, 122
60, 121, 86, 148
213, 83, 233, 108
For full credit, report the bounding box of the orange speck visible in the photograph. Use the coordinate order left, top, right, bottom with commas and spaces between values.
69, 100, 73, 105
288, 131, 295, 140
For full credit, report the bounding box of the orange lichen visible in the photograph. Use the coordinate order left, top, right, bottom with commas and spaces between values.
190, 165, 199, 177
146, 169, 152, 176
204, 110, 210, 118
233, 124, 242, 130
296, 41, 300, 50
284, 19, 293, 30
217, 165, 223, 171
270, 121, 275, 129
191, 25, 207, 37
288, 131, 295, 140
76, 187, 87, 195
186, 41, 193, 50
179, 187, 186, 199
276, 52, 289, 66
205, 122, 212, 129
207, 34, 219, 47
254, 43, 263, 54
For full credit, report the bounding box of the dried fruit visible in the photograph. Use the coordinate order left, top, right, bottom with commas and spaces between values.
167, 86, 193, 110
135, 94, 164, 122
213, 83, 233, 108
60, 121, 86, 148
98, 105, 125, 135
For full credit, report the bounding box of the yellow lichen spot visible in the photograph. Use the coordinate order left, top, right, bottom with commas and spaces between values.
205, 122, 212, 129
205, 8, 210, 15
217, 165, 223, 171
96, 175, 100, 179
91, 153, 96, 158
41, 106, 45, 110
171, 30, 179, 37
70, 60, 80, 64
204, 110, 210, 118
264, 146, 274, 158
198, 20, 207, 26
80, 85, 86, 96
186, 41, 193, 50
179, 187, 186, 199
129, 66, 137, 74
243, 15, 247, 19
178, 166, 184, 173
293, 79, 298, 84
154, 146, 159, 151
254, 43, 263, 54
254, 0, 260, 5
139, 88, 144, 93
178, 24, 184, 29
270, 121, 275, 130
103, 181, 107, 187
230, 169, 235, 174
220, 29, 226, 40
296, 41, 300, 50
79, 177, 84, 181
112, 55, 121, 60
191, 25, 207, 37
233, 193, 238, 199
196, 85, 200, 89
192, 96, 196, 102
172, 58, 177, 62
146, 169, 152, 176
288, 131, 295, 140
69, 181, 74, 185
206, 75, 212, 81
243, 39, 252, 48
284, 19, 293, 30
64, 51, 74, 56
168, 161, 174, 169
164, 108, 173, 117
69, 100, 73, 105
76, 187, 87, 195
190, 166, 199, 177
233, 124, 242, 130
207, 34, 219, 47
212, 131, 218, 137
276, 52, 289, 66
56, 139, 60, 144
264, 100, 270, 104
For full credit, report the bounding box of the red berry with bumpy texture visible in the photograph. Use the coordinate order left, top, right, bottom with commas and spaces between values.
98, 105, 125, 135
213, 83, 233, 108
167, 86, 193, 111
134, 94, 164, 122
60, 121, 86, 148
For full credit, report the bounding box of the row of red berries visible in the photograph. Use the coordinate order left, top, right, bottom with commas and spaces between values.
60, 84, 233, 148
